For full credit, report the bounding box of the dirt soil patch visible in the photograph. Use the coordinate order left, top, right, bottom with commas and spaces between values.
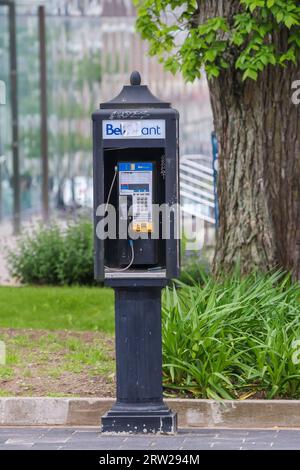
0, 328, 116, 397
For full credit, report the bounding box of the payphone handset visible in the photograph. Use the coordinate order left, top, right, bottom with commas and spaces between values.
118, 162, 154, 235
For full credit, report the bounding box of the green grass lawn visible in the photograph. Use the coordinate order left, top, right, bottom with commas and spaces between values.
0, 286, 115, 333
2, 271, 300, 400
0, 328, 116, 397
0, 286, 116, 397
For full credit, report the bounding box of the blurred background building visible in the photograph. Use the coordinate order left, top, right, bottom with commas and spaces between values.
0, 0, 214, 247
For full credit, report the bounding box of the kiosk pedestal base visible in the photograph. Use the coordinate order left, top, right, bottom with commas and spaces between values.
102, 405, 177, 434
101, 285, 177, 434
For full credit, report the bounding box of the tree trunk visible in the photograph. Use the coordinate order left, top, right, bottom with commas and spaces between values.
197, 2, 300, 278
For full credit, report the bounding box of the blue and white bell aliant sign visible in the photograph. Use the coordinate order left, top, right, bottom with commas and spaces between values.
102, 120, 166, 139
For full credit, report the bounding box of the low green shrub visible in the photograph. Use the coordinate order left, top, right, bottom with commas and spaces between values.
56, 220, 94, 285
162, 270, 300, 399
8, 219, 95, 285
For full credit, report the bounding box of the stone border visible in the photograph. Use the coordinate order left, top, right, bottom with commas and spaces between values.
1, 398, 300, 428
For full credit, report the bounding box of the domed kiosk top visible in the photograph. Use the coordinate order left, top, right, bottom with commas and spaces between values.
100, 71, 170, 109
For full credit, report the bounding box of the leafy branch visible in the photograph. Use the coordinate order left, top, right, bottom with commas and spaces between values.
135, 0, 300, 81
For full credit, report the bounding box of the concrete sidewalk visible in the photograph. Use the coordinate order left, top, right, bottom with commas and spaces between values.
2, 397, 300, 429
0, 427, 300, 450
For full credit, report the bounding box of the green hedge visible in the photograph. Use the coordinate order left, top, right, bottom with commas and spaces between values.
8, 220, 95, 285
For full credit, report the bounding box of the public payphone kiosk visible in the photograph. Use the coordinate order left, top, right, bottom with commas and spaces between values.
93, 71, 180, 434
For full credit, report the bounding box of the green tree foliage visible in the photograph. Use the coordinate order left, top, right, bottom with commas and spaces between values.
135, 0, 300, 81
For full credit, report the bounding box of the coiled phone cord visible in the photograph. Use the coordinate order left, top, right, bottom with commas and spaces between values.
104, 167, 135, 271
104, 167, 118, 215
105, 239, 134, 272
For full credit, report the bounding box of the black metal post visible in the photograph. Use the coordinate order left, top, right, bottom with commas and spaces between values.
38, 5, 49, 222
8, 1, 20, 234
101, 286, 177, 434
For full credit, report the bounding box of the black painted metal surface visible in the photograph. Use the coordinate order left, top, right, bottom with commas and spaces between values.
92, 72, 179, 433
100, 71, 170, 109
92, 72, 180, 281
101, 287, 177, 434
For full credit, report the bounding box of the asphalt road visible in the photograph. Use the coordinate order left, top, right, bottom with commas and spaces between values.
0, 427, 300, 450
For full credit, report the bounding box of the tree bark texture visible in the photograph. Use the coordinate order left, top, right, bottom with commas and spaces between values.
197, 1, 300, 278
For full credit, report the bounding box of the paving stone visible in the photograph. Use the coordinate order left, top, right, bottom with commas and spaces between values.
70, 431, 102, 440
36, 436, 71, 444
63, 443, 123, 450
277, 430, 300, 438
4, 437, 35, 446
181, 445, 218, 450
45, 428, 80, 436
178, 428, 221, 435
0, 427, 49, 435
269, 444, 300, 450
1, 427, 300, 450
210, 430, 250, 437
30, 444, 63, 450
146, 441, 191, 450
114, 437, 163, 446
0, 445, 33, 451
246, 431, 280, 438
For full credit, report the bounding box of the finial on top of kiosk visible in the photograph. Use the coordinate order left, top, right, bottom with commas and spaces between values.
130, 71, 141, 86
99, 70, 170, 108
